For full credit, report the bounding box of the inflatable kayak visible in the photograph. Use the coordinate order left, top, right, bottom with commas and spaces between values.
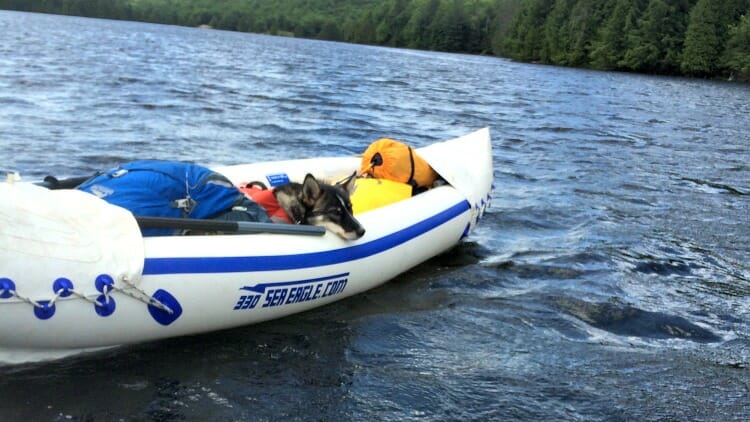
0, 128, 493, 364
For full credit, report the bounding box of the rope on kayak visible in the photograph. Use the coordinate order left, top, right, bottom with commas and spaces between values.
113, 275, 174, 315
0, 274, 174, 319
2, 285, 43, 308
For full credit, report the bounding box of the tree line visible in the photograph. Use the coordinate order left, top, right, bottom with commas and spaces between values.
1, 0, 748, 80
505, 0, 750, 79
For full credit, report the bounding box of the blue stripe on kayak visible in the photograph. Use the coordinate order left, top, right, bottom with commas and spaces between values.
142, 200, 470, 275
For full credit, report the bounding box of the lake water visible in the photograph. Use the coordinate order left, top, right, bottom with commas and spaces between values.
1, 10, 749, 421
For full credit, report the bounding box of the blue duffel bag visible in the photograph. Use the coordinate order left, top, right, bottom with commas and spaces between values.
77, 160, 261, 236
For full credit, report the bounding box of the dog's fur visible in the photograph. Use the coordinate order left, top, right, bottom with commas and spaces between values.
274, 173, 365, 240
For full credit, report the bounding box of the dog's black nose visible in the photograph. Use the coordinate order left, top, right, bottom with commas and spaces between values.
356, 227, 366, 237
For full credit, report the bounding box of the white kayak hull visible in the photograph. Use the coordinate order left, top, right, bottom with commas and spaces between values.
0, 128, 493, 363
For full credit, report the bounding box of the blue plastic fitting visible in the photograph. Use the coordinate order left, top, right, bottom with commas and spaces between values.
0, 278, 15, 299
95, 274, 115, 293
53, 277, 74, 298
94, 295, 116, 317
34, 300, 56, 320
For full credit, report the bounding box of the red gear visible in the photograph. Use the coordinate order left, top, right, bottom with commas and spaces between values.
238, 185, 292, 224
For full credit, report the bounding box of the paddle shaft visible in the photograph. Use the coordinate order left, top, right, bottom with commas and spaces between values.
36, 175, 96, 189
136, 216, 326, 236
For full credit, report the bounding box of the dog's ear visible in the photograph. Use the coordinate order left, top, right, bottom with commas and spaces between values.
337, 171, 357, 195
301, 173, 322, 205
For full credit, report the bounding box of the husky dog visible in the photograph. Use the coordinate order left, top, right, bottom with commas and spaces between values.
272, 173, 365, 240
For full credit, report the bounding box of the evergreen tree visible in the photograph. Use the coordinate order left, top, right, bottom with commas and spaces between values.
542, 0, 574, 64
722, 14, 750, 80
504, 0, 555, 62
488, 0, 523, 56
590, 0, 645, 69
460, 0, 487, 53
427, 0, 470, 52
318, 19, 343, 41
681, 0, 748, 76
558, 0, 616, 66
621, 0, 691, 74
348, 10, 378, 44
403, 0, 442, 50
375, 0, 411, 46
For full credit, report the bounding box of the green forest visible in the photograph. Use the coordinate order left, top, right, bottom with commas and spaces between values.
2, 0, 749, 80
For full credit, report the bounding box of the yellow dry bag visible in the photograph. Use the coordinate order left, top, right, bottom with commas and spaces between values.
351, 178, 412, 215
359, 138, 438, 189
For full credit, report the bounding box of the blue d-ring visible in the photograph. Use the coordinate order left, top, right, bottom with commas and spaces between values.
53, 278, 74, 298
34, 300, 56, 320
148, 289, 183, 326
0, 278, 15, 299
95, 274, 115, 293
94, 295, 116, 317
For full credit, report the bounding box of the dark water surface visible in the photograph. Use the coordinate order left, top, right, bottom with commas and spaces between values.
1, 10, 749, 421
